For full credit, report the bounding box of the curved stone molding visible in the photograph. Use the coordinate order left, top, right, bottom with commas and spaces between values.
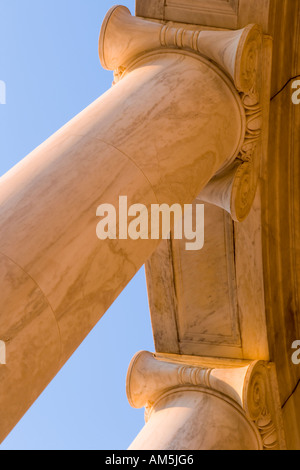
199, 87, 263, 221
99, 5, 262, 94
99, 5, 264, 222
243, 361, 286, 450
127, 351, 249, 410
127, 352, 286, 450
198, 159, 258, 222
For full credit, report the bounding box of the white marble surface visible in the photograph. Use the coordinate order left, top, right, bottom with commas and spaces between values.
0, 33, 244, 441
129, 388, 262, 450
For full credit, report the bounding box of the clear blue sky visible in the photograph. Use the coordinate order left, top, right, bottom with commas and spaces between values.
0, 0, 155, 450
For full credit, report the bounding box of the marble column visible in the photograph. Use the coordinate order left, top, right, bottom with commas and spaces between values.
0, 6, 259, 441
127, 352, 286, 450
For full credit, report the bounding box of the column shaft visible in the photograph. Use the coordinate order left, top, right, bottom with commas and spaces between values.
0, 51, 243, 441
129, 388, 262, 451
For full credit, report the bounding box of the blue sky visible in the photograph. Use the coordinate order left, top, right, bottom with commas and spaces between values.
0, 0, 155, 450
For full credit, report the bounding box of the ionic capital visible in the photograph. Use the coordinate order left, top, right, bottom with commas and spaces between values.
127, 351, 286, 450
99, 5, 261, 96
99, 6, 266, 222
